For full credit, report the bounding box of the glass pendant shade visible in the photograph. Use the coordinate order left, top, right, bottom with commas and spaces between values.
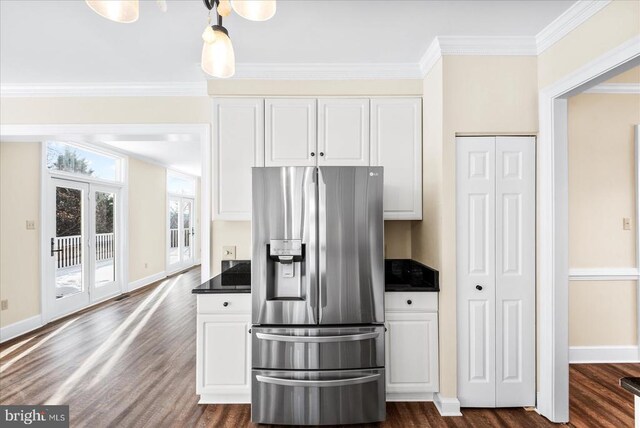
86, 0, 139, 23
232, 0, 276, 21
201, 26, 235, 78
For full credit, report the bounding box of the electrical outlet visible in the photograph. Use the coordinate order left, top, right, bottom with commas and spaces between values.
1, 300, 8, 311
26, 220, 35, 230
222, 246, 236, 260
144, 262, 148, 269
623, 217, 632, 230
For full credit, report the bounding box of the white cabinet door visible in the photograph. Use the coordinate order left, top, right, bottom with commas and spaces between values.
265, 98, 317, 166
213, 98, 264, 220
456, 136, 535, 408
196, 313, 251, 403
385, 311, 439, 400
370, 98, 422, 220
317, 98, 370, 166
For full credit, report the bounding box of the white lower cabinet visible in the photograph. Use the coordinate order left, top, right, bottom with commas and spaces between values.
385, 292, 439, 401
195, 292, 439, 404
196, 294, 251, 403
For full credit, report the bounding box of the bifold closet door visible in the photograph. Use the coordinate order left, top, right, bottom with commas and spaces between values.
457, 136, 535, 408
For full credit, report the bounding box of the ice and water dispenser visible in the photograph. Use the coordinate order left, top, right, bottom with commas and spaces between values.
266, 239, 305, 300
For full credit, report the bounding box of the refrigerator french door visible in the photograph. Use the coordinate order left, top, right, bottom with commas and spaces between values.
251, 166, 385, 426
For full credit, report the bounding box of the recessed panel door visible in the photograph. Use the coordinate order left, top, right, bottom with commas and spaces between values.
495, 136, 535, 407
456, 137, 497, 407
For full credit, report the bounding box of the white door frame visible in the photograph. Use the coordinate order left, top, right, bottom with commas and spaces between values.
537, 36, 640, 423
0, 123, 211, 327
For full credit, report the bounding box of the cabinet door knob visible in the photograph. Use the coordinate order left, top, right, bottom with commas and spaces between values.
223, 301, 229, 307
310, 152, 315, 157
475, 285, 483, 291
319, 152, 325, 157
407, 299, 412, 305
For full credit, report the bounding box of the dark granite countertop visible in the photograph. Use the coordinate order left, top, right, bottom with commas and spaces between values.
193, 259, 440, 294
384, 259, 439, 292
192, 260, 251, 294
620, 377, 640, 396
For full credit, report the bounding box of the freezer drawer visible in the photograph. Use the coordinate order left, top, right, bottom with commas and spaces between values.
252, 325, 384, 370
251, 368, 385, 425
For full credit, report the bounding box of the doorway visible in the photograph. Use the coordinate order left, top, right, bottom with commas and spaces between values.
48, 178, 122, 320
168, 195, 196, 273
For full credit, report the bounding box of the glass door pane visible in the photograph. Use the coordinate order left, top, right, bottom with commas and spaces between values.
182, 199, 193, 262
95, 191, 115, 287
169, 198, 180, 266
55, 186, 85, 299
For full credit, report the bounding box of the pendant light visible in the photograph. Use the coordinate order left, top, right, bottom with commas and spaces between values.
85, 0, 139, 23
232, 0, 276, 22
201, 0, 235, 78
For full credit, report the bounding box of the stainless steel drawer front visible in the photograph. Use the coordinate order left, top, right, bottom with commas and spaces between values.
252, 326, 385, 370
251, 369, 385, 426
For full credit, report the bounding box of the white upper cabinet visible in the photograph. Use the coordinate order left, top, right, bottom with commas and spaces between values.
317, 98, 370, 166
213, 98, 264, 220
370, 98, 422, 220
213, 96, 423, 221
265, 98, 317, 167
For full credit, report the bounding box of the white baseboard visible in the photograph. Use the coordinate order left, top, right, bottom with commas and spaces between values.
0, 315, 43, 343
386, 392, 434, 402
433, 393, 462, 417
569, 345, 640, 363
128, 271, 167, 292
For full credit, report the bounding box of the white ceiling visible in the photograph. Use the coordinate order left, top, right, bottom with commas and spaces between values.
100, 138, 202, 177
0, 0, 575, 84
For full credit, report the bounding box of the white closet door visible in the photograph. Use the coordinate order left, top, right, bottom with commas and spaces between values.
495, 136, 535, 407
456, 136, 497, 407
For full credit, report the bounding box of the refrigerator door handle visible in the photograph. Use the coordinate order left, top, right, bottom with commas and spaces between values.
256, 331, 380, 343
255, 373, 380, 388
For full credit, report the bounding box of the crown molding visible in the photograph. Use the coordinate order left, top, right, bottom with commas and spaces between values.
0, 81, 208, 98
584, 83, 640, 94
437, 36, 538, 56
230, 63, 423, 80
419, 38, 442, 76
536, 0, 612, 55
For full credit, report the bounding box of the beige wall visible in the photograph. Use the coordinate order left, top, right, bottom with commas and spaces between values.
384, 221, 412, 259
128, 158, 167, 282
568, 93, 639, 268
568, 92, 640, 346
537, 0, 640, 89
605, 65, 640, 84
0, 142, 41, 327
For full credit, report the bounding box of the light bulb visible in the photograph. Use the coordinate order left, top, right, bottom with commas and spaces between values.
232, 0, 276, 21
202, 26, 216, 44
86, 0, 139, 23
217, 0, 232, 17
201, 26, 235, 78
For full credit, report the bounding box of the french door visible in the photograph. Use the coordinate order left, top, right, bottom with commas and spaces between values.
168, 196, 195, 273
47, 178, 122, 320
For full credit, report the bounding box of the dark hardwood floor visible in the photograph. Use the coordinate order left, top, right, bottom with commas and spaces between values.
0, 267, 637, 427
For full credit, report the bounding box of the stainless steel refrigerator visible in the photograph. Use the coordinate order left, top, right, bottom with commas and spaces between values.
251, 166, 385, 426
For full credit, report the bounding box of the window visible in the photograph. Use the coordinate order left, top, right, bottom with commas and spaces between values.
46, 141, 123, 182
167, 171, 196, 196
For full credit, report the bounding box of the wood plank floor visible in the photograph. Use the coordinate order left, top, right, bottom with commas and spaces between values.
0, 267, 636, 427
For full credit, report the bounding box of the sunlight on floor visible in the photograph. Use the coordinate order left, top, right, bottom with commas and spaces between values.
0, 318, 78, 373
45, 277, 177, 405
90, 275, 182, 387
0, 336, 35, 359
